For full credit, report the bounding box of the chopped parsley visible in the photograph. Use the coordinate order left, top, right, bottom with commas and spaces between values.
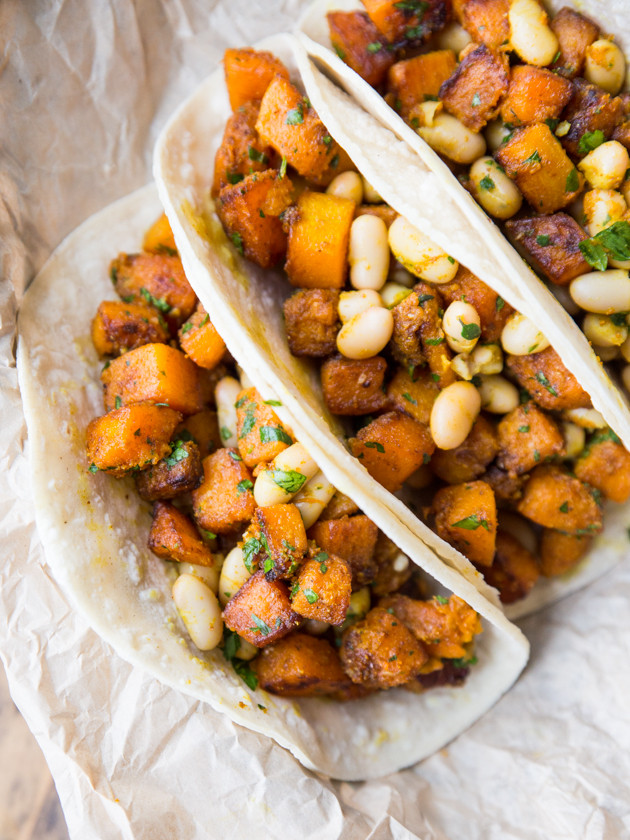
235, 395, 248, 409
536, 235, 551, 246
565, 168, 579, 193
471, 93, 481, 107
140, 287, 171, 312
236, 479, 253, 495
220, 425, 233, 441
425, 336, 444, 345
279, 157, 288, 178
260, 426, 292, 445
434, 595, 449, 604
164, 438, 189, 468
250, 614, 271, 636
460, 321, 481, 341
417, 293, 434, 307
242, 537, 262, 573
231, 232, 244, 255
264, 399, 282, 406
285, 103, 304, 125
518, 425, 530, 433
479, 175, 495, 191
263, 556, 274, 574
496, 296, 505, 312
88, 463, 99, 474
226, 172, 244, 185
303, 589, 319, 604
559, 501, 569, 513
577, 129, 605, 156
180, 321, 193, 334
248, 146, 268, 164
524, 150, 541, 164
367, 42, 383, 53
333, 43, 346, 60
364, 441, 385, 452
330, 154, 339, 168
239, 404, 257, 438
580, 221, 630, 271
114, 395, 122, 409
452, 655, 478, 669
402, 392, 418, 405
534, 371, 558, 396
269, 468, 307, 493
451, 514, 490, 531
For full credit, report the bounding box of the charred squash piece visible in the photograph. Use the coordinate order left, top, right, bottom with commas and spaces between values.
482, 530, 540, 604
539, 528, 592, 577
291, 549, 352, 625
433, 480, 497, 566
321, 355, 389, 415
370, 531, 413, 597
136, 439, 203, 501
482, 464, 525, 504
284, 289, 340, 358
148, 501, 214, 567
191, 448, 256, 535
235, 387, 292, 468
438, 265, 513, 342
517, 464, 602, 534
431, 415, 499, 484
320, 491, 360, 521
212, 101, 278, 196
308, 514, 379, 588
223, 570, 299, 648
550, 7, 599, 79
327, 11, 395, 88
256, 504, 308, 580
574, 431, 630, 503
254, 633, 349, 697
496, 402, 564, 475
505, 213, 590, 286
439, 44, 509, 132
361, 0, 449, 47
500, 65, 573, 127
223, 48, 290, 112
387, 366, 439, 425
174, 409, 220, 460
561, 79, 624, 159
506, 346, 591, 411
91, 300, 169, 357
387, 50, 457, 116
178, 305, 227, 371
142, 212, 177, 255
461, 0, 509, 50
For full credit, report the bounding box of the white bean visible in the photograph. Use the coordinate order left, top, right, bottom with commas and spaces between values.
361, 176, 382, 204
508, 0, 559, 67
302, 619, 330, 636
562, 421, 586, 459
563, 407, 607, 429
338, 289, 382, 323
388, 263, 415, 287
418, 113, 487, 164
593, 344, 620, 362
442, 300, 482, 354
583, 313, 628, 347
215, 376, 241, 448
434, 22, 471, 53
254, 442, 319, 507
470, 156, 523, 219
179, 561, 220, 595
326, 170, 363, 204
218, 546, 252, 606
349, 214, 390, 291
233, 636, 259, 661
501, 312, 550, 355
478, 374, 520, 414
430, 381, 481, 449
292, 470, 336, 529
471, 342, 504, 375
346, 587, 371, 623
172, 574, 223, 651
485, 120, 513, 153
380, 282, 413, 309
584, 39, 626, 95
578, 141, 630, 191
622, 364, 630, 393
388, 216, 459, 284
583, 189, 626, 236
569, 269, 630, 314
336, 306, 394, 359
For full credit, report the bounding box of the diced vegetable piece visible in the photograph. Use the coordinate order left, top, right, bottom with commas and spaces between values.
254, 633, 349, 697
136, 440, 203, 501
102, 343, 204, 415
174, 409, 220, 459
500, 65, 573, 127
142, 213, 177, 255
292, 549, 352, 625
361, 0, 448, 45
439, 45, 509, 132
354, 204, 398, 227
550, 7, 599, 79
285, 190, 355, 289
505, 213, 590, 286
91, 300, 169, 356
496, 403, 565, 475
327, 11, 395, 88
148, 501, 214, 567
192, 448, 256, 535
110, 252, 196, 331
539, 529, 592, 576
320, 491, 360, 521
517, 464, 603, 534
482, 530, 540, 604
495, 123, 583, 214
255, 504, 308, 580
212, 100, 277, 196
405, 659, 471, 692
387, 366, 439, 425
217, 170, 292, 269
438, 266, 513, 342
482, 464, 525, 503
461, 0, 509, 49
235, 386, 292, 468
433, 480, 497, 566
506, 346, 591, 411
256, 76, 351, 185
321, 355, 389, 415
86, 405, 182, 477
284, 289, 340, 357
223, 48, 290, 112
574, 432, 630, 503
431, 415, 499, 484
560, 79, 624, 159
179, 305, 226, 370
612, 120, 630, 152
387, 51, 457, 117
308, 514, 379, 588
371, 532, 412, 597
222, 570, 298, 648
350, 411, 435, 491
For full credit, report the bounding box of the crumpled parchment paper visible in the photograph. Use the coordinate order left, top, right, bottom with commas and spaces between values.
2, 2, 630, 838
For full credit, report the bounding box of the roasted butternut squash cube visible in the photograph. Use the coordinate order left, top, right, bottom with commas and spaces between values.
142, 212, 177, 255
285, 190, 355, 289
254, 633, 349, 697
102, 343, 204, 415
433, 481, 497, 566
482, 464, 525, 503
560, 79, 624, 159
387, 366, 439, 425
327, 11, 395, 88
550, 7, 599, 78
438, 265, 514, 342
284, 289, 340, 358
308, 514, 379, 588
612, 120, 630, 152
482, 530, 540, 604
517, 464, 602, 534
223, 48, 290, 112
212, 100, 278, 196
148, 501, 214, 567
496, 403, 564, 475
461, 0, 509, 49
495, 123, 583, 214
291, 549, 352, 625
174, 409, 220, 460
506, 346, 591, 411
321, 355, 389, 415
255, 504, 308, 580
86, 405, 182, 477
235, 387, 292, 468
223, 570, 298, 648
320, 490, 360, 521
217, 170, 292, 269
350, 411, 435, 491
387, 51, 457, 116
371, 531, 413, 596
500, 66, 573, 128
91, 300, 169, 357
192, 448, 256, 535
439, 44, 509, 132
505, 213, 591, 286
539, 528, 592, 577
135, 439, 203, 501
431, 415, 499, 484
362, 0, 448, 46
574, 432, 630, 503
178, 306, 226, 371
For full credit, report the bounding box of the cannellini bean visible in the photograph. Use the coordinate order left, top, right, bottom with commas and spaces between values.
234, 636, 259, 661
418, 113, 487, 164
569, 269, 630, 314
478, 374, 520, 414
578, 141, 630, 191
218, 546, 252, 607
583, 189, 627, 236
215, 376, 241, 448
620, 335, 630, 363
564, 407, 607, 429
583, 313, 628, 347
172, 574, 223, 651
584, 39, 626, 95
388, 264, 415, 287
435, 21, 472, 53
292, 470, 336, 529
501, 312, 550, 355
593, 344, 620, 362
561, 421, 586, 459
179, 560, 221, 595
349, 214, 390, 291
484, 120, 513, 153
380, 282, 413, 309
508, 0, 559, 67
443, 300, 482, 354
430, 381, 481, 449
326, 170, 363, 204
622, 364, 630, 393
361, 175, 382, 204
453, 343, 505, 380
498, 512, 537, 555
336, 306, 394, 359
302, 619, 330, 636
254, 442, 319, 507
413, 100, 442, 128
338, 289, 382, 324
470, 156, 523, 219
346, 587, 371, 623
388, 216, 459, 284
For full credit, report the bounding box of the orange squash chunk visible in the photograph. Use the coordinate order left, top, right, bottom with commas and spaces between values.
86, 405, 182, 477
291, 549, 352, 625
283, 289, 340, 357
148, 501, 214, 567
500, 66, 573, 128
255, 504, 308, 580
174, 410, 220, 460
142, 213, 177, 255
539, 529, 592, 577
574, 432, 630, 503
223, 48, 290, 112
387, 366, 439, 425
550, 7, 599, 79
178, 305, 226, 370
102, 343, 203, 415
561, 79, 624, 159
387, 51, 457, 117
191, 448, 256, 535
431, 415, 499, 484
235, 387, 292, 468
308, 515, 379, 588
362, 0, 447, 45
135, 440, 203, 501
254, 633, 349, 697
223, 570, 298, 648
506, 346, 591, 411
482, 530, 540, 604
461, 0, 509, 49
438, 266, 514, 342
321, 491, 360, 521
517, 465, 602, 535
91, 300, 169, 357
327, 11, 395, 88
496, 403, 564, 475
505, 213, 590, 287
439, 45, 509, 132
433, 480, 497, 566
321, 356, 389, 415
212, 101, 278, 196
